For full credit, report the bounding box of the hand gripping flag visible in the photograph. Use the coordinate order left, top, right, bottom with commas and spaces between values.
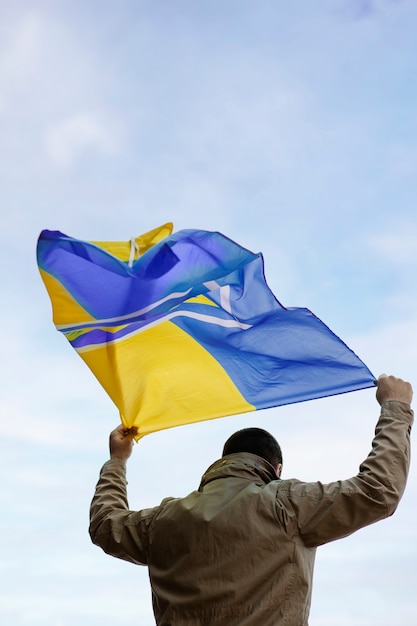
37, 224, 375, 438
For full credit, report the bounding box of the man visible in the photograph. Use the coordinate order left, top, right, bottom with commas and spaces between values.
89, 374, 413, 625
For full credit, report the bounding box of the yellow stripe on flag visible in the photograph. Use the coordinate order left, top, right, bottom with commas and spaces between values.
79, 319, 255, 437
39, 268, 96, 326
90, 222, 173, 262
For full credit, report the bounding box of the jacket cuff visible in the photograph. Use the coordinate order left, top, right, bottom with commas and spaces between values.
380, 400, 414, 426
101, 457, 128, 473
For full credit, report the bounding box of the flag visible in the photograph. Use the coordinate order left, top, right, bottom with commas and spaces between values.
37, 224, 375, 437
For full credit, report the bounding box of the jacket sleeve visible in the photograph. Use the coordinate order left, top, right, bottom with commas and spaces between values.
89, 458, 159, 565
282, 400, 413, 548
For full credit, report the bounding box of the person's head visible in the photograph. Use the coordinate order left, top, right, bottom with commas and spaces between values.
222, 427, 283, 477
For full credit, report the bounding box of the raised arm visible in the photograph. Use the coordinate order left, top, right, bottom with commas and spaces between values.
285, 375, 413, 547
89, 424, 157, 565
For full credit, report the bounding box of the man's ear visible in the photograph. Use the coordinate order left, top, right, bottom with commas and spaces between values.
276, 463, 282, 478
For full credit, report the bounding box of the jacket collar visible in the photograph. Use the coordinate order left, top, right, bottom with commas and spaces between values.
199, 452, 278, 490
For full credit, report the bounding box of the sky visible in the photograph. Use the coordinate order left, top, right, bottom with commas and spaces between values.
1, 0, 417, 624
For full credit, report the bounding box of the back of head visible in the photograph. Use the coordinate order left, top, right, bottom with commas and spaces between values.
222, 427, 283, 468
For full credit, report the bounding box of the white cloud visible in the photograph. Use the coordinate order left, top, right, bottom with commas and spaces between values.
367, 231, 417, 265
0, 13, 43, 111
45, 112, 125, 167
0, 324, 114, 449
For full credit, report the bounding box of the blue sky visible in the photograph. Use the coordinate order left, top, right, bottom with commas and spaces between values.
1, 1, 416, 624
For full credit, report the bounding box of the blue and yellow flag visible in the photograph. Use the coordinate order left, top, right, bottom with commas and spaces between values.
37, 224, 375, 437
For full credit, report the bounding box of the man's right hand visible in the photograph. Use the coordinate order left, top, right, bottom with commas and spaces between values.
109, 424, 138, 462
376, 374, 413, 407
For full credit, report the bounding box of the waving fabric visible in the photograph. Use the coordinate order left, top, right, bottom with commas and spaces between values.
37, 224, 375, 437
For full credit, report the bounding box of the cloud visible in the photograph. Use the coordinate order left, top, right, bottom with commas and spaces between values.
367, 230, 417, 265
352, 315, 417, 380
0, 13, 43, 112
364, 225, 417, 316
45, 111, 125, 167
0, 323, 114, 449
351, 0, 375, 19
0, 7, 126, 187
334, 0, 404, 20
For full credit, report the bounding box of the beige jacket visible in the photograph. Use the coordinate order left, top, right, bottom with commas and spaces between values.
90, 401, 413, 626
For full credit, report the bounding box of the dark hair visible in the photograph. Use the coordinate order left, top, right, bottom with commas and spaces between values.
222, 427, 283, 468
